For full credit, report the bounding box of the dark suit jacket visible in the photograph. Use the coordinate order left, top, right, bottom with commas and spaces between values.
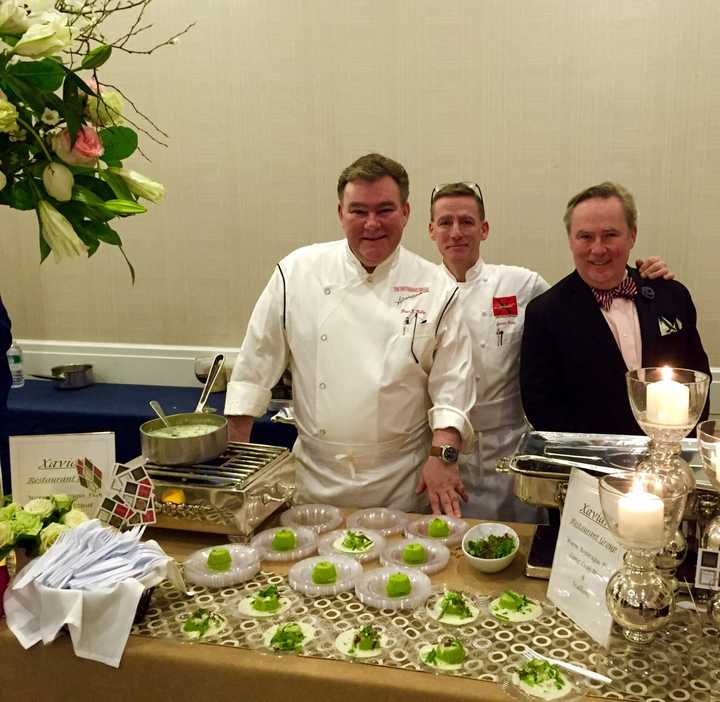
0, 295, 11, 494
519, 268, 711, 435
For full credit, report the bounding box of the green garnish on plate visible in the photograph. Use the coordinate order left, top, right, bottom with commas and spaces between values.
517, 658, 566, 690
182, 608, 223, 638
252, 584, 281, 612
498, 590, 531, 611
270, 622, 306, 651
425, 637, 465, 666
439, 590, 473, 620
466, 532, 515, 559
342, 529, 374, 551
351, 625, 381, 653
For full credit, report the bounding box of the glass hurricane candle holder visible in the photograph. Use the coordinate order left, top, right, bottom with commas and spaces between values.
599, 471, 688, 644
698, 420, 720, 549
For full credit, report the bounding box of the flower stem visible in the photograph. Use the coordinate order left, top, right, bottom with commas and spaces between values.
16, 117, 53, 162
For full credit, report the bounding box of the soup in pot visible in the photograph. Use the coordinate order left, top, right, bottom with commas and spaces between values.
148, 424, 219, 439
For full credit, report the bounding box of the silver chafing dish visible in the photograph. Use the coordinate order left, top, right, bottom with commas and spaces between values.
502, 431, 719, 579
144, 441, 295, 539
504, 431, 716, 513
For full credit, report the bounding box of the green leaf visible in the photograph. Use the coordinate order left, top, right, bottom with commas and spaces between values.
72, 184, 107, 208
72, 221, 100, 256
99, 169, 133, 200
103, 198, 146, 215
68, 188, 114, 221
2, 73, 45, 114
119, 246, 136, 285
74, 174, 115, 202
62, 73, 86, 142
99, 126, 137, 162
92, 222, 122, 246
9, 179, 36, 210
9, 59, 65, 91
0, 33, 19, 47
81, 44, 112, 70
39, 224, 51, 262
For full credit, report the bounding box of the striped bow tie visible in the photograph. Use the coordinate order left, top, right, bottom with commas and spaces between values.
591, 277, 638, 311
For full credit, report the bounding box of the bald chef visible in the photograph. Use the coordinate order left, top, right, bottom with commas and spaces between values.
225, 153, 476, 517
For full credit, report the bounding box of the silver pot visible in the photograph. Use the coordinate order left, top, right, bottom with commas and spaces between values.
32, 364, 95, 389
140, 354, 228, 466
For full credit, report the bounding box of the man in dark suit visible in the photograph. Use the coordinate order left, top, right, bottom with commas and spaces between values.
520, 181, 710, 434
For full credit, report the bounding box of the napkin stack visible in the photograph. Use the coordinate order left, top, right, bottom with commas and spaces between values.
4, 519, 170, 667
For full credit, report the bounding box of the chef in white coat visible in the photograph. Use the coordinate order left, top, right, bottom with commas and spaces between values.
428, 182, 673, 521
225, 154, 476, 516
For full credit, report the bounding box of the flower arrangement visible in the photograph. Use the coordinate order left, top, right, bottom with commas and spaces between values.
0, 1, 192, 280
0, 493, 89, 559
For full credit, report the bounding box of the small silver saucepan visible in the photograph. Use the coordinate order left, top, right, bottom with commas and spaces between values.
32, 364, 95, 390
140, 353, 228, 466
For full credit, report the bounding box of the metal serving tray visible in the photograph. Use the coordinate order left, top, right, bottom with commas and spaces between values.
146, 442, 295, 538
507, 431, 713, 510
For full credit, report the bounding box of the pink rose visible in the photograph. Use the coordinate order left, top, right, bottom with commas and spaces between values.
51, 125, 104, 166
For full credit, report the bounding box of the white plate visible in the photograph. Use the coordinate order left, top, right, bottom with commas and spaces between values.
346, 508, 408, 537
250, 526, 317, 562
317, 528, 385, 563
354, 565, 432, 610
288, 554, 363, 597
380, 537, 450, 575
183, 543, 261, 587
404, 515, 468, 548
280, 504, 343, 534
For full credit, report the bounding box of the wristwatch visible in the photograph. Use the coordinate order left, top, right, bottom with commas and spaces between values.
429, 445, 459, 464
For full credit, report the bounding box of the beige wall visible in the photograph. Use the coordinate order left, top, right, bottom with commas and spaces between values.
1, 0, 719, 363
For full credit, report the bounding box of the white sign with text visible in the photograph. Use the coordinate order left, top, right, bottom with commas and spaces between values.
9, 432, 115, 515
547, 468, 625, 648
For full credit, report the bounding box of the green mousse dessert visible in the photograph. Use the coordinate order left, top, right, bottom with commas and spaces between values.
402, 543, 427, 565
272, 528, 297, 551
311, 560, 337, 584
206, 547, 232, 572
427, 517, 450, 538
252, 585, 281, 612
386, 572, 411, 597
436, 637, 465, 665
353, 626, 380, 652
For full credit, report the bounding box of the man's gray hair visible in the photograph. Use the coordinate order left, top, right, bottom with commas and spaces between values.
564, 181, 637, 233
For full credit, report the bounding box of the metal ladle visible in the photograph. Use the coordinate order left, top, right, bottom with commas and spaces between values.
149, 400, 180, 436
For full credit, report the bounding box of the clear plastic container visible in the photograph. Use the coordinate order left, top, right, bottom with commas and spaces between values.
317, 528, 385, 563
380, 537, 450, 575
346, 507, 408, 537
183, 543, 262, 587
354, 565, 432, 610
280, 503, 343, 534
288, 554, 363, 597
250, 526, 317, 562
404, 515, 468, 548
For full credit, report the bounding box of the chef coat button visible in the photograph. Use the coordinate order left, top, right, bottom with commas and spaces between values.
482, 311, 488, 317
367, 275, 373, 282
319, 382, 326, 389
324, 287, 331, 295
483, 277, 488, 282
320, 334, 327, 341
318, 429, 326, 436
480, 341, 486, 348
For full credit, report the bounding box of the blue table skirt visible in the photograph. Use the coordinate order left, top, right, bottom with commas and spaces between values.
1, 380, 297, 493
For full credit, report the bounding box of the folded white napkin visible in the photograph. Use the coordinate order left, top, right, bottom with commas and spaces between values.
4, 521, 170, 667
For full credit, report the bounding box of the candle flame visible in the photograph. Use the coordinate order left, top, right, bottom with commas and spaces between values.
661, 366, 673, 381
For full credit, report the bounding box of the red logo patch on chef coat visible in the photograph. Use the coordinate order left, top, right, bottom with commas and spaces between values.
492, 296, 518, 317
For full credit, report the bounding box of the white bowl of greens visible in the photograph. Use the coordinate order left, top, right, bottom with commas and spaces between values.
461, 522, 519, 573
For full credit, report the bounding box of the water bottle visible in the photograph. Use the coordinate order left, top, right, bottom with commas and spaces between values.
7, 340, 24, 388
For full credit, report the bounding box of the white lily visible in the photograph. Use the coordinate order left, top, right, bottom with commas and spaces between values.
109, 166, 165, 203
37, 200, 87, 260
14, 10, 73, 58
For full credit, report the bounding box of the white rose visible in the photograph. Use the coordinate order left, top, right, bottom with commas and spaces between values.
42, 162, 74, 201
61, 508, 89, 528
23, 497, 54, 520
37, 200, 87, 260
39, 522, 69, 554
0, 171, 6, 192
0, 520, 13, 549
86, 90, 123, 127
0, 0, 29, 35
14, 10, 73, 58
108, 167, 165, 203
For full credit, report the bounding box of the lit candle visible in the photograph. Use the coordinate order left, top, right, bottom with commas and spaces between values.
618, 482, 665, 547
646, 366, 690, 425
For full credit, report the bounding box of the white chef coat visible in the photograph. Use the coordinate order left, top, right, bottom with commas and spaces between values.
226, 240, 476, 511
439, 258, 549, 522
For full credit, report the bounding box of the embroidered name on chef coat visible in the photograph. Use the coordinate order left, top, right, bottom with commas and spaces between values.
393, 285, 430, 306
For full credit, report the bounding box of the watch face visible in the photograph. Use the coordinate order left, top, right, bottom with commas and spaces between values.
442, 446, 459, 463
